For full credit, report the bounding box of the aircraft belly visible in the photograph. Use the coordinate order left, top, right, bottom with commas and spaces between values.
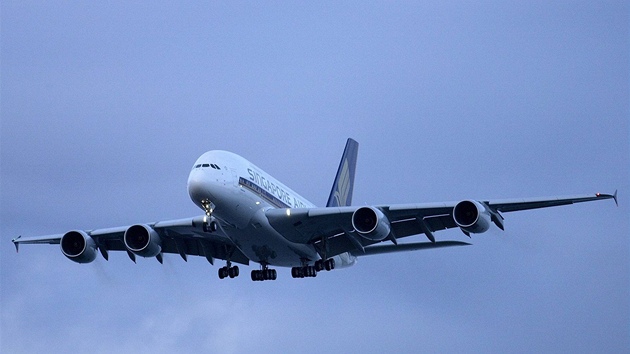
227, 208, 319, 267
206, 169, 320, 267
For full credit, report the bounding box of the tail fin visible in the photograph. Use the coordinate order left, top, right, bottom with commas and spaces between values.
326, 138, 359, 207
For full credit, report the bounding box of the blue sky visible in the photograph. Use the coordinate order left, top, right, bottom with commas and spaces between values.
1, 2, 628, 353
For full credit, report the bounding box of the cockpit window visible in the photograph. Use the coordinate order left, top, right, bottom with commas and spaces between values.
194, 163, 222, 169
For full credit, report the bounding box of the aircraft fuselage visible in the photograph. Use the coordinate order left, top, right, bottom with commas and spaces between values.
187, 150, 356, 268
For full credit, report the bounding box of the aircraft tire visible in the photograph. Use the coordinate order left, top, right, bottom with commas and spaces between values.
325, 259, 335, 271
315, 260, 324, 271
218, 267, 227, 279
228, 266, 239, 278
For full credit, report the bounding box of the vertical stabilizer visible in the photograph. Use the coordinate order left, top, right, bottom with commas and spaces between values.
326, 139, 359, 207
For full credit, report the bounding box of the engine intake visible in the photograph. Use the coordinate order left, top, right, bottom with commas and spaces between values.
453, 200, 491, 234
352, 206, 391, 241
60, 230, 97, 263
124, 224, 162, 258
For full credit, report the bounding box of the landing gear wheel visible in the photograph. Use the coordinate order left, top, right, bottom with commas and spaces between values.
325, 258, 335, 271
315, 260, 324, 272
228, 266, 239, 278
219, 265, 238, 279
203, 220, 218, 233
251, 267, 276, 281
218, 267, 227, 279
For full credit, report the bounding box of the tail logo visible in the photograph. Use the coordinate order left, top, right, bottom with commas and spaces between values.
333, 159, 351, 207
326, 138, 358, 208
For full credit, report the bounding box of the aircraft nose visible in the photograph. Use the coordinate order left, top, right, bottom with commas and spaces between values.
187, 169, 210, 202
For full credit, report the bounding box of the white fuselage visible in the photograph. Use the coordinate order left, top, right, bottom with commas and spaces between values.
186, 150, 356, 268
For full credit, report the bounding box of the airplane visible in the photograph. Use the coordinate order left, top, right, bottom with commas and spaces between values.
12, 138, 618, 281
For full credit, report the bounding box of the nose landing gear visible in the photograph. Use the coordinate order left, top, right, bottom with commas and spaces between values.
202, 218, 218, 233
200, 199, 218, 233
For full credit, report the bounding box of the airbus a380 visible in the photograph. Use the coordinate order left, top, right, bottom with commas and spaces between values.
13, 139, 617, 281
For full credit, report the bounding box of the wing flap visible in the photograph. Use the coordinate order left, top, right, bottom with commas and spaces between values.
355, 241, 471, 256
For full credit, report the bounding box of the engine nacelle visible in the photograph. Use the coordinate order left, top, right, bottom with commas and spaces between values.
60, 230, 97, 263
124, 224, 162, 258
453, 200, 491, 234
352, 206, 391, 241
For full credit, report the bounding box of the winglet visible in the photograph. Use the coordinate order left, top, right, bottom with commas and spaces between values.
326, 138, 359, 207
13, 236, 21, 252
596, 190, 618, 206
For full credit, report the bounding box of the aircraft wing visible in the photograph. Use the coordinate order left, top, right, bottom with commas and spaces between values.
266, 191, 617, 258
12, 216, 250, 265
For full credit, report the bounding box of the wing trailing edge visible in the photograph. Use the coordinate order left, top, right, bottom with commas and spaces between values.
353, 241, 471, 256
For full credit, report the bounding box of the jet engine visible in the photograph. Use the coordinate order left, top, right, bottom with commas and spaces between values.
60, 230, 98, 263
124, 224, 162, 258
352, 206, 391, 241
453, 200, 491, 234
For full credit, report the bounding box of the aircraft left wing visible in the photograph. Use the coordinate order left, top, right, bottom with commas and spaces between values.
12, 216, 250, 265
266, 191, 617, 258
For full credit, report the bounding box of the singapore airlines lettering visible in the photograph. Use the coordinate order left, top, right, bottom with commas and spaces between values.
246, 168, 308, 208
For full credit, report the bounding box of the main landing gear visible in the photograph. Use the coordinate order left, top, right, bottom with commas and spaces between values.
218, 261, 239, 279
251, 264, 277, 281
291, 258, 335, 279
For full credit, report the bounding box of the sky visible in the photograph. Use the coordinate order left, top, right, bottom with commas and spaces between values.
1, 1, 628, 353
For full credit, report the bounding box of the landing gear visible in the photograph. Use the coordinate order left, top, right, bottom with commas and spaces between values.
203, 220, 218, 233
291, 258, 335, 279
200, 199, 218, 233
291, 265, 317, 278
201, 199, 214, 216
251, 264, 277, 281
314, 258, 335, 272
251, 269, 277, 281
325, 258, 335, 271
218, 261, 239, 279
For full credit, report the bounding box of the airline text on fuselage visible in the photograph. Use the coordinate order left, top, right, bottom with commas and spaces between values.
247, 168, 307, 208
